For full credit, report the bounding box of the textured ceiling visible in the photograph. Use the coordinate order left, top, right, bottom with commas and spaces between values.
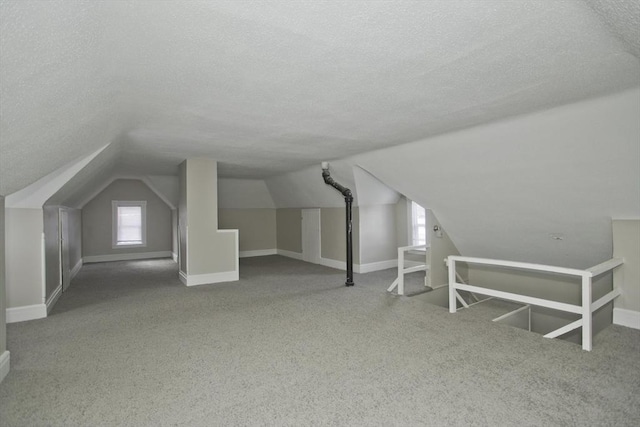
1, 0, 639, 195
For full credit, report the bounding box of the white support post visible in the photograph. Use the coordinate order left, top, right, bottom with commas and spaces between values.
448, 257, 456, 313
581, 274, 593, 351
398, 247, 405, 296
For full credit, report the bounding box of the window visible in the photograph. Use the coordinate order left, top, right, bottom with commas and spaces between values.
112, 201, 147, 248
411, 201, 427, 246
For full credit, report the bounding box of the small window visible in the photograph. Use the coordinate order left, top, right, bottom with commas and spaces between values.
112, 201, 147, 248
411, 201, 427, 246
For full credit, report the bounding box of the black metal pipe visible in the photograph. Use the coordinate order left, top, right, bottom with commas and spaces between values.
322, 168, 354, 286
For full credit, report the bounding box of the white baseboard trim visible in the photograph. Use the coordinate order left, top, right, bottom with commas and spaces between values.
179, 270, 239, 287
172, 252, 178, 263
240, 249, 277, 258
276, 252, 396, 274
357, 259, 398, 274
84, 251, 173, 263
46, 284, 62, 314
277, 249, 303, 260
70, 259, 83, 281
0, 351, 9, 384
6, 304, 47, 323
318, 258, 398, 274
613, 308, 640, 330
320, 257, 346, 271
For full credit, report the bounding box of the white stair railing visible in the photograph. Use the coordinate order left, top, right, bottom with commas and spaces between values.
447, 256, 624, 351
388, 244, 430, 295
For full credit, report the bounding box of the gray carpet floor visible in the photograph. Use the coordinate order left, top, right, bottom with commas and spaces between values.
1, 256, 639, 426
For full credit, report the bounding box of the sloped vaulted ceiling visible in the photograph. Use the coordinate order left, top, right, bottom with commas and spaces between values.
1, 0, 639, 196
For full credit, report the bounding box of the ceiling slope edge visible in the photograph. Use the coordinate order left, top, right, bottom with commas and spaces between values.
76, 175, 176, 210
352, 88, 640, 268
352, 165, 400, 207
265, 159, 359, 209
5, 144, 110, 208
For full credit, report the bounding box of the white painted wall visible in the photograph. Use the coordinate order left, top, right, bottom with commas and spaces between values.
354, 88, 640, 269
146, 175, 180, 208
0, 196, 6, 355
47, 140, 123, 209
180, 159, 238, 285
613, 219, 640, 328
276, 209, 302, 254
302, 209, 321, 264
263, 89, 639, 277
427, 210, 464, 287
82, 179, 172, 260
219, 209, 276, 253
266, 160, 358, 208
353, 167, 400, 207
358, 204, 397, 264
5, 144, 109, 208
66, 208, 83, 274
43, 205, 61, 301
5, 208, 44, 309
320, 207, 360, 265
218, 179, 275, 209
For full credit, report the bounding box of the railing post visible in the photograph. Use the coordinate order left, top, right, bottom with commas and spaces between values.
398, 247, 405, 296
448, 257, 456, 313
581, 274, 593, 351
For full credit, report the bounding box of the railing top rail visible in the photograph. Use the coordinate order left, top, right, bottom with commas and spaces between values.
448, 256, 624, 278
585, 258, 624, 277
398, 244, 429, 251
448, 256, 588, 277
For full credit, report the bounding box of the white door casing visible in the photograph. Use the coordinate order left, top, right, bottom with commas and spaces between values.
302, 208, 321, 264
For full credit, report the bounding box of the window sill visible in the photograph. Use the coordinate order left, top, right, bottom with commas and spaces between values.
112, 243, 147, 249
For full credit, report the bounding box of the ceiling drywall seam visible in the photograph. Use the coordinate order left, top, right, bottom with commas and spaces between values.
4, 144, 109, 207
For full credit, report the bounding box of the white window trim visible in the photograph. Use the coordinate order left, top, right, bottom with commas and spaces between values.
410, 200, 427, 247
112, 200, 147, 249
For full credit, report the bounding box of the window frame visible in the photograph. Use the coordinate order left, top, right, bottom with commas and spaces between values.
410, 200, 427, 247
112, 200, 147, 249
